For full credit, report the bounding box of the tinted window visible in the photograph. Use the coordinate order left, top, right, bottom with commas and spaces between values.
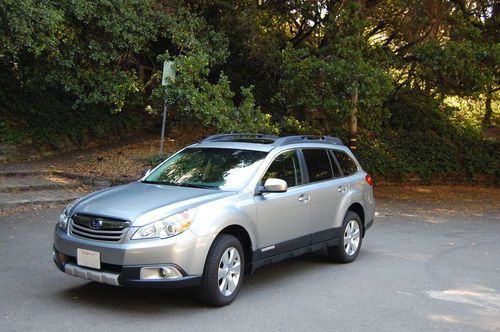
302, 149, 333, 183
333, 150, 358, 176
262, 150, 302, 187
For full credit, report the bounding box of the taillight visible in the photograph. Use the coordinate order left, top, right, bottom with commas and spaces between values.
365, 174, 374, 186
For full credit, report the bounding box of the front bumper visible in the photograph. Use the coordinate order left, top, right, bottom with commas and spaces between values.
53, 224, 214, 288
53, 247, 202, 288
54, 226, 214, 275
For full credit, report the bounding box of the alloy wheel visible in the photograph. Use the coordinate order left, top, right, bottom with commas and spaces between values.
218, 247, 241, 296
344, 220, 360, 256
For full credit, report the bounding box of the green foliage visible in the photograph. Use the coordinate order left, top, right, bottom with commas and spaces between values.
270, 3, 393, 133
356, 88, 500, 181
0, 120, 25, 145
275, 44, 392, 130
0, 67, 143, 147
279, 116, 315, 135
357, 129, 499, 182
0, 0, 64, 60
389, 89, 446, 132
149, 6, 277, 134
445, 94, 500, 130
0, 0, 498, 181
411, 36, 499, 96
0, 0, 158, 112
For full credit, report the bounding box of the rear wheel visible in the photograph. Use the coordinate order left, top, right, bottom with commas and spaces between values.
327, 211, 362, 263
198, 234, 244, 306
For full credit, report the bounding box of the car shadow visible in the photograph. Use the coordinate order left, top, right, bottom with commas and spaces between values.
57, 282, 204, 311
245, 250, 364, 285
55, 250, 372, 311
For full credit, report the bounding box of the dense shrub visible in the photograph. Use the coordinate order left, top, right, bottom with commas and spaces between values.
0, 68, 144, 148
356, 89, 499, 182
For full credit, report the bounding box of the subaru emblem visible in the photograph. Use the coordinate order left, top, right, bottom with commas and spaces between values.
89, 219, 103, 230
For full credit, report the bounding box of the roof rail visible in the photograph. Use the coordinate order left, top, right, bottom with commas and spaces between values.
200, 133, 343, 146
201, 133, 279, 143
273, 135, 343, 146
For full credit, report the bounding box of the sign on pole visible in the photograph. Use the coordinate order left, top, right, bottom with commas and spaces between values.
159, 61, 175, 157
162, 61, 175, 86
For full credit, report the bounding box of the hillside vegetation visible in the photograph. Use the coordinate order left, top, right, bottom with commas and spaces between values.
0, 0, 498, 181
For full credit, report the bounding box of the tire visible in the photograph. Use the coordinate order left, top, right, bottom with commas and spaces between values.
327, 211, 363, 263
198, 234, 245, 307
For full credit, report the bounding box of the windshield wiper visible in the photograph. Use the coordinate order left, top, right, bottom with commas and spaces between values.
142, 180, 216, 189
141, 180, 175, 185
176, 183, 217, 189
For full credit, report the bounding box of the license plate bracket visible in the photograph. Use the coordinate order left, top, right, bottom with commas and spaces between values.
77, 248, 101, 270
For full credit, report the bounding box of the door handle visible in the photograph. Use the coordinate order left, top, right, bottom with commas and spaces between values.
298, 194, 310, 203
337, 185, 347, 193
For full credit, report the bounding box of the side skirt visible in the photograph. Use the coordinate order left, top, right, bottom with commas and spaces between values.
250, 237, 339, 274
364, 219, 374, 234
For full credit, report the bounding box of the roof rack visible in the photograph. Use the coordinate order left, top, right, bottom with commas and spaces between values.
201, 133, 279, 143
273, 135, 343, 146
200, 133, 343, 146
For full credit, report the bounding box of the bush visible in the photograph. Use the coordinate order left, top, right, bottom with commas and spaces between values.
356, 89, 500, 182
0, 69, 145, 148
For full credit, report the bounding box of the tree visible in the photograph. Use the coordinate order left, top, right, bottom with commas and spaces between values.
1, 0, 498, 144
0, 0, 276, 136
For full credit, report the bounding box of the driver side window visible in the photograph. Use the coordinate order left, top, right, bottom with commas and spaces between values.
261, 150, 302, 188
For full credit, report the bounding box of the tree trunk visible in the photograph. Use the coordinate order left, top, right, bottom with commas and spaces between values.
350, 84, 358, 151
482, 89, 493, 128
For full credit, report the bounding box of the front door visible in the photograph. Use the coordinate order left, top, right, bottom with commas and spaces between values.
254, 149, 311, 259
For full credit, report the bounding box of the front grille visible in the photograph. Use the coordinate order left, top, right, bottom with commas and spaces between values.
70, 214, 130, 242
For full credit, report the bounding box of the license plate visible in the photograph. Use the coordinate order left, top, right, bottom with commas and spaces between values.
77, 248, 101, 270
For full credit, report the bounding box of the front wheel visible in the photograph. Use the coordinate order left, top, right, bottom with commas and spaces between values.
327, 211, 363, 263
198, 234, 245, 307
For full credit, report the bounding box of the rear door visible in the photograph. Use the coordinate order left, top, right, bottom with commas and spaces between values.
300, 148, 343, 244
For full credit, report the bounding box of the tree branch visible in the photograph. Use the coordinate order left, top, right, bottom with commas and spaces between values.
395, 27, 432, 54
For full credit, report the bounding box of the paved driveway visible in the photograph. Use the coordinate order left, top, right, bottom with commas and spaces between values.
1, 195, 499, 332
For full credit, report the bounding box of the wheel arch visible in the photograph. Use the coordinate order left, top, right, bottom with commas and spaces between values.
218, 225, 253, 275
346, 202, 365, 236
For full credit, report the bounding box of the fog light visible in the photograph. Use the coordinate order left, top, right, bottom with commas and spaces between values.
140, 266, 183, 280
159, 267, 170, 277
53, 250, 71, 265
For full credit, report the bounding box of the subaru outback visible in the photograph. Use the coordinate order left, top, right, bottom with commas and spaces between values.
53, 134, 375, 306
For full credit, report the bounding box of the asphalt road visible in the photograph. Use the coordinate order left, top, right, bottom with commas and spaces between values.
1, 204, 499, 332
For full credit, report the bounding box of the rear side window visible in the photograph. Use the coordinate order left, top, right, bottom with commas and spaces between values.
262, 150, 302, 187
302, 149, 333, 183
332, 150, 358, 176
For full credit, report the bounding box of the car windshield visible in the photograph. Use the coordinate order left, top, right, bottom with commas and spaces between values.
143, 148, 268, 191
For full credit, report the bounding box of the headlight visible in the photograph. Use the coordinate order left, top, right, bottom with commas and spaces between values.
57, 198, 81, 230
57, 207, 71, 230
131, 208, 196, 240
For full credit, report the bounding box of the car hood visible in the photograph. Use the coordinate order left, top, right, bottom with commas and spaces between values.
73, 181, 233, 224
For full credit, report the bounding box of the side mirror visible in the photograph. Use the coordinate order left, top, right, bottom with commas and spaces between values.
263, 178, 288, 193
142, 168, 152, 178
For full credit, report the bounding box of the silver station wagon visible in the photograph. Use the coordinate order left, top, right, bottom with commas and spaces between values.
53, 134, 375, 306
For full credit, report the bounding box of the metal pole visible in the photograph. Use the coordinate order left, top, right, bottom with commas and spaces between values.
349, 83, 358, 151
159, 97, 167, 157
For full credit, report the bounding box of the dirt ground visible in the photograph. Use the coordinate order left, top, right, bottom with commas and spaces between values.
47, 134, 199, 180
375, 185, 500, 221
1, 133, 202, 179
